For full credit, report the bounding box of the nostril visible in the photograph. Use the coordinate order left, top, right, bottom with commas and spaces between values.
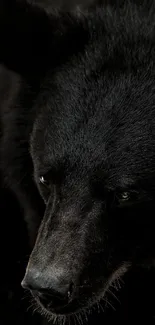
21, 278, 34, 291
21, 273, 41, 291
21, 279, 27, 289
21, 278, 32, 291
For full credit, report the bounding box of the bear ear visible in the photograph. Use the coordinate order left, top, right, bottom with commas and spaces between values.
0, 0, 86, 79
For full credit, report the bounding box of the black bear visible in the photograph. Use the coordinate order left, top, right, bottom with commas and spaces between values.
1, 0, 155, 323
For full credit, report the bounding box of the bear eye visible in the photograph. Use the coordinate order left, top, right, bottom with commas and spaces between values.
115, 191, 131, 205
120, 192, 130, 201
116, 190, 139, 206
39, 176, 50, 189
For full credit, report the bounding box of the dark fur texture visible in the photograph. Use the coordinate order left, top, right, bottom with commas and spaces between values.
1, 0, 155, 322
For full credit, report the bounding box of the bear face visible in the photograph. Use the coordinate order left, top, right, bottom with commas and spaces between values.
22, 7, 155, 318
1, 0, 155, 321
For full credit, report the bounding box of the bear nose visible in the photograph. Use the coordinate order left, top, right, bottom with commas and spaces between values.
21, 268, 73, 310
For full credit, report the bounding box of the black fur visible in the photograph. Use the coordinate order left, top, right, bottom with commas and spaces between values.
1, 0, 155, 321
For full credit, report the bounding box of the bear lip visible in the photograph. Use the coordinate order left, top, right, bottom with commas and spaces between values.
32, 262, 131, 317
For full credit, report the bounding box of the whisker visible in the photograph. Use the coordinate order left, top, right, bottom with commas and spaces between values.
107, 288, 120, 304
103, 296, 116, 311
74, 314, 80, 325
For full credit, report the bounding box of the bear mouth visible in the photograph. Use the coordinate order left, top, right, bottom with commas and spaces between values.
31, 262, 130, 320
